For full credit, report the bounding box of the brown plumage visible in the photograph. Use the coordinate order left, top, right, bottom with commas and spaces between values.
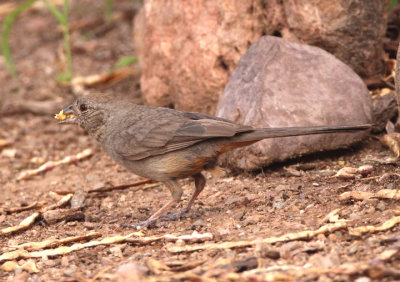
59, 95, 370, 228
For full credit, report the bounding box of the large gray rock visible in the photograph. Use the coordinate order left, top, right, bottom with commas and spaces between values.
216, 36, 372, 170
134, 0, 388, 114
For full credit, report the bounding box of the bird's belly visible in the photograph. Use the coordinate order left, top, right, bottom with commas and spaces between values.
116, 141, 221, 181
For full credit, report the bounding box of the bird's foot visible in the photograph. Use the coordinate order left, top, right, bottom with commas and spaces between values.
160, 209, 201, 222
121, 218, 158, 230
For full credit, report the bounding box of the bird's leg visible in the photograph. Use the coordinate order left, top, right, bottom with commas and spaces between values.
122, 180, 182, 228
162, 173, 206, 221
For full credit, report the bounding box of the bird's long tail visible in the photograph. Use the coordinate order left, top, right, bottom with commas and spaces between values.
233, 124, 371, 143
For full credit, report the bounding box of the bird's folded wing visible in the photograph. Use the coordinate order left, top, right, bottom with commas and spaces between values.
113, 112, 253, 161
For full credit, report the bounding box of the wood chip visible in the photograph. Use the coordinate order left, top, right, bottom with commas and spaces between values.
88, 179, 152, 193
349, 216, 400, 236
380, 133, 400, 158
334, 167, 359, 179
321, 208, 350, 224
339, 189, 400, 201
42, 208, 85, 225
0, 212, 40, 236
0, 194, 73, 236
70, 67, 138, 87
10, 231, 102, 251
0, 232, 142, 262
167, 222, 347, 253
3, 201, 46, 214
339, 191, 374, 201
0, 139, 11, 148
17, 149, 93, 181
125, 232, 213, 245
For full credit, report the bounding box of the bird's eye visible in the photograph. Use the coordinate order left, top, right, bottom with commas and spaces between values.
79, 104, 88, 112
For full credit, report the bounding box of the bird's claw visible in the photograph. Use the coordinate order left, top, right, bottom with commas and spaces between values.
121, 219, 157, 229
160, 209, 201, 221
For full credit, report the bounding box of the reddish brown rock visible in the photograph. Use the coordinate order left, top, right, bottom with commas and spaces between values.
216, 36, 372, 170
134, 0, 389, 114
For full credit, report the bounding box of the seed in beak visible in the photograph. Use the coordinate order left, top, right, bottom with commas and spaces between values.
54, 110, 76, 121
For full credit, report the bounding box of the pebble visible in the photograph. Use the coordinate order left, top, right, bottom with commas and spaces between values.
366, 237, 380, 246
233, 210, 245, 221
355, 277, 371, 282
375, 201, 386, 212
275, 184, 289, 192
63, 265, 77, 277
386, 183, 396, 189
349, 212, 363, 220
83, 222, 96, 230
191, 219, 205, 229
226, 195, 240, 205
348, 243, 359, 255
272, 201, 286, 209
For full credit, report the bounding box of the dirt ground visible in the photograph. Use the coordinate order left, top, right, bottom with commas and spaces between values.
1, 1, 400, 281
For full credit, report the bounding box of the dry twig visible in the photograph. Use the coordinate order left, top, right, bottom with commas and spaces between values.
9, 231, 102, 251
0, 194, 73, 236
349, 216, 400, 236
339, 189, 400, 201
2, 201, 46, 214
126, 231, 213, 245
167, 222, 348, 253
88, 178, 153, 193
17, 149, 93, 181
0, 232, 142, 263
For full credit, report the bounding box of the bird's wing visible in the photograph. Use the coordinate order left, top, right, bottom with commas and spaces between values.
113, 110, 253, 160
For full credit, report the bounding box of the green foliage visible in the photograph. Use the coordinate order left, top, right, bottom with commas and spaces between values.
105, 0, 114, 22
389, 0, 399, 11
44, 0, 72, 81
113, 56, 138, 70
1, 0, 129, 80
1, 0, 36, 77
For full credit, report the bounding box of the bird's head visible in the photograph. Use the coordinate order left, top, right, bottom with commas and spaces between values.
56, 96, 111, 139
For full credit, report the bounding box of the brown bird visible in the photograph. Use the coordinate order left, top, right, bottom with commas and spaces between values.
58, 95, 370, 228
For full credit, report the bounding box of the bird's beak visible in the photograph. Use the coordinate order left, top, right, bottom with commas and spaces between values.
54, 105, 78, 124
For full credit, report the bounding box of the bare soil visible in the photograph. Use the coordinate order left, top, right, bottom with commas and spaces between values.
1, 1, 400, 281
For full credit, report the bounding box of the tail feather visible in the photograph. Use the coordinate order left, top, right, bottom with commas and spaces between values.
234, 124, 371, 142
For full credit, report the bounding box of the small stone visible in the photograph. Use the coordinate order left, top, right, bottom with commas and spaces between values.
114, 263, 145, 282
299, 194, 307, 199
61, 256, 71, 267
355, 277, 371, 282
386, 183, 396, 189
83, 222, 96, 230
233, 210, 245, 221
64, 265, 77, 277
375, 201, 386, 212
275, 185, 289, 192
242, 215, 262, 226
366, 237, 380, 246
191, 219, 205, 229
348, 243, 359, 255
272, 201, 286, 209
1, 149, 17, 158
349, 212, 363, 220
176, 239, 185, 246
357, 165, 373, 176
226, 195, 240, 205
1, 261, 18, 272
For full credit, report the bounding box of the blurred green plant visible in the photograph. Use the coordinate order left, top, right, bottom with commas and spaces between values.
389, 0, 399, 11
44, 0, 72, 81
112, 56, 138, 71
105, 0, 114, 22
1, 0, 72, 80
1, 0, 36, 77
1, 0, 115, 80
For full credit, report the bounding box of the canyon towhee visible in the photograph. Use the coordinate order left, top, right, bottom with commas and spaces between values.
58, 95, 370, 228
